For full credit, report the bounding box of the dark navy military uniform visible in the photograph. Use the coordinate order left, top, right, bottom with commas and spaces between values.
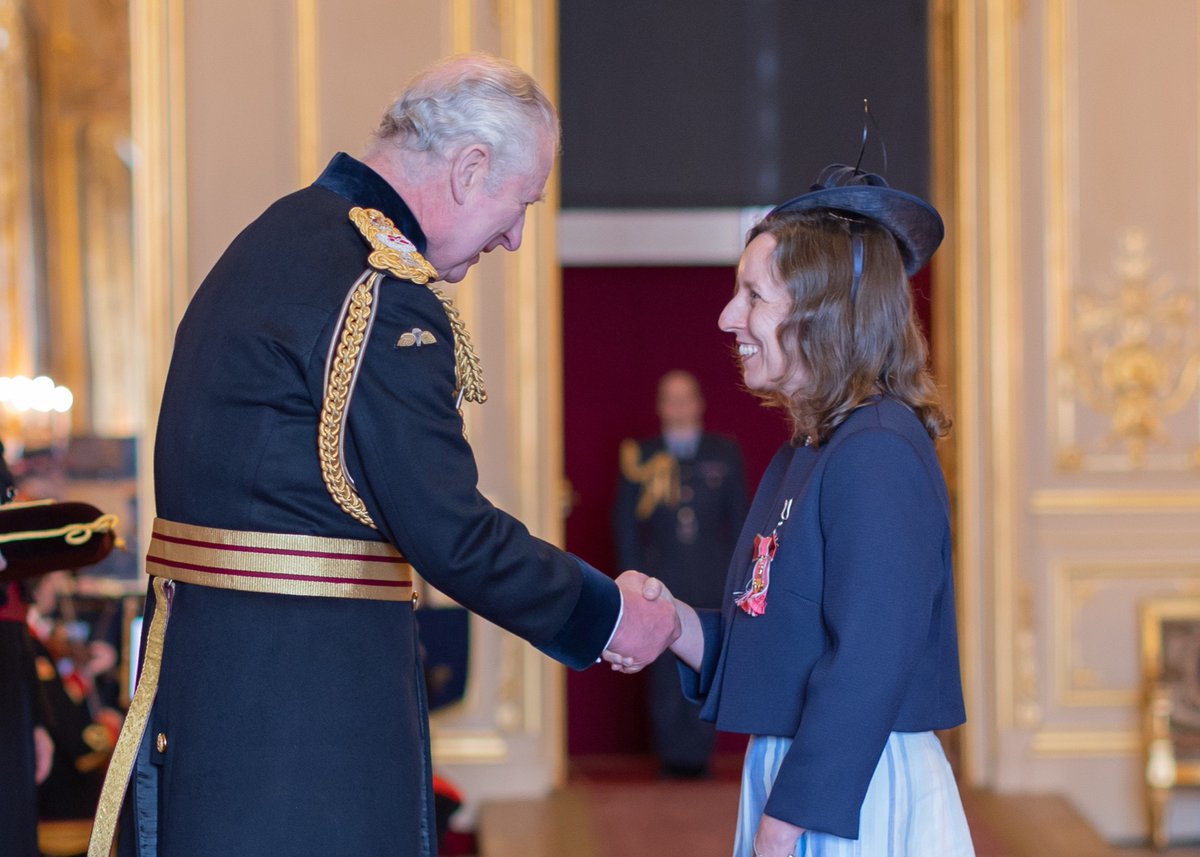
122, 154, 620, 857
614, 433, 745, 772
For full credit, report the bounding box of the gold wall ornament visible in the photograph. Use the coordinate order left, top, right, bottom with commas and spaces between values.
1063, 230, 1200, 469
618, 439, 680, 520
1015, 572, 1042, 727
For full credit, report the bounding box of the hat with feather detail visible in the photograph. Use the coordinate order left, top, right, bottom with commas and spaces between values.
766, 164, 944, 276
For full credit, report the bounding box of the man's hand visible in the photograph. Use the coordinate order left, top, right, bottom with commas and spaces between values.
602, 570, 680, 673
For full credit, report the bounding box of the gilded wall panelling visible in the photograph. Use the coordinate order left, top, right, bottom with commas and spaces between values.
1059, 230, 1200, 471
1052, 562, 1200, 711
1047, 0, 1200, 474
294, 0, 319, 185
0, 0, 38, 376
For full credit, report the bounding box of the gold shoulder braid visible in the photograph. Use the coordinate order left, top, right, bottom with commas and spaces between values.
347, 206, 486, 406
318, 269, 380, 527
317, 208, 488, 528
619, 438, 680, 520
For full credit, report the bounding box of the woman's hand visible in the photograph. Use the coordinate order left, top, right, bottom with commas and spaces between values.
667, 592, 703, 672
753, 813, 804, 857
753, 806, 801, 854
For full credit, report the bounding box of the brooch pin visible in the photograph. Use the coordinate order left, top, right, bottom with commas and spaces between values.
397, 328, 437, 348
733, 498, 792, 617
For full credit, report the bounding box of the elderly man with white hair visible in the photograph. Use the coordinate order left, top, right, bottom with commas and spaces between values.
90, 53, 678, 857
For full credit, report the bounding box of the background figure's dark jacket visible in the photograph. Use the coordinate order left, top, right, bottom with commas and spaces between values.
613, 434, 746, 769
126, 154, 620, 857
681, 398, 966, 839
613, 434, 746, 609
0, 440, 13, 499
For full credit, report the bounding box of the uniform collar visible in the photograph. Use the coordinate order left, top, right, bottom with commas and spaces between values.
314, 153, 428, 254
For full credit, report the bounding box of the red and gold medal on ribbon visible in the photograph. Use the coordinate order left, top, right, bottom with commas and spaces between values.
733, 497, 791, 616
734, 532, 778, 616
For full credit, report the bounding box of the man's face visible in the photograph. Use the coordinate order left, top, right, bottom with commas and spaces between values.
657, 375, 704, 434
425, 133, 555, 284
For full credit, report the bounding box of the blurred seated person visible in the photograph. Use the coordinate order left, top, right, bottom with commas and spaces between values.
0, 439, 55, 857
27, 572, 124, 819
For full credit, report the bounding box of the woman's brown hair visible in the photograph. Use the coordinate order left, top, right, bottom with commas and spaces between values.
745, 209, 950, 444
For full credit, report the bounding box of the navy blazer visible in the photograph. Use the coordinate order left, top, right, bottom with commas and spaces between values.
681, 397, 965, 839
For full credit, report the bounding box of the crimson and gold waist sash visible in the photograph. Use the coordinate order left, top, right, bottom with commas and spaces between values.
144, 517, 413, 600
88, 518, 414, 857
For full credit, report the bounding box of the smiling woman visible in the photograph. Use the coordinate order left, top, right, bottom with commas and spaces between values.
640, 164, 972, 857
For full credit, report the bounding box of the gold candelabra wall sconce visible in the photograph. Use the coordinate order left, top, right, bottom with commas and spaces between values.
1059, 230, 1200, 471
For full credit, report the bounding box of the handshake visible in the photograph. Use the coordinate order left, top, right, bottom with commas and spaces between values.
601, 569, 687, 675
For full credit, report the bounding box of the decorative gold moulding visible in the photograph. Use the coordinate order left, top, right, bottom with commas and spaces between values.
1032, 490, 1200, 515
1032, 729, 1140, 756
430, 731, 509, 765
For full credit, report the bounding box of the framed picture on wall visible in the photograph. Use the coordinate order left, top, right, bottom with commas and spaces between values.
1139, 596, 1200, 847
1142, 597, 1200, 748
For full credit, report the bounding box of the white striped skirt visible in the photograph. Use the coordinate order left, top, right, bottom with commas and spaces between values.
733, 732, 975, 857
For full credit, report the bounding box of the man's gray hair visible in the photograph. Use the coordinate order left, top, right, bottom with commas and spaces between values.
374, 53, 559, 185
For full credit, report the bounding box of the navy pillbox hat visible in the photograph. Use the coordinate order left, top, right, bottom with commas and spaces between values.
767, 164, 945, 276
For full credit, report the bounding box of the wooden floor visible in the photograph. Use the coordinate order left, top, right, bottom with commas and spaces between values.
477, 757, 1200, 857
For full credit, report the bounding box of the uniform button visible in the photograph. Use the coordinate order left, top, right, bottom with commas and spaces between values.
155, 732, 168, 753
411, 591, 420, 609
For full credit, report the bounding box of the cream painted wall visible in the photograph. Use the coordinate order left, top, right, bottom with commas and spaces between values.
136, 0, 567, 827
939, 0, 1200, 842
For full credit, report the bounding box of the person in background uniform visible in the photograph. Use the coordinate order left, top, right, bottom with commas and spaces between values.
610, 164, 974, 857
90, 53, 678, 857
0, 440, 56, 857
614, 370, 747, 777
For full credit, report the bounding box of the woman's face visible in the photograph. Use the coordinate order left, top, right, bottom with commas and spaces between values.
719, 233, 807, 395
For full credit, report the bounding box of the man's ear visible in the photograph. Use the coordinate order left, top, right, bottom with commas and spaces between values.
449, 144, 491, 205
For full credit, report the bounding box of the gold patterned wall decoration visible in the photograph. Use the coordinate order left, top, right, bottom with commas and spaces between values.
1052, 562, 1200, 711
1058, 229, 1200, 471
1015, 573, 1043, 727
1047, 0, 1200, 474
